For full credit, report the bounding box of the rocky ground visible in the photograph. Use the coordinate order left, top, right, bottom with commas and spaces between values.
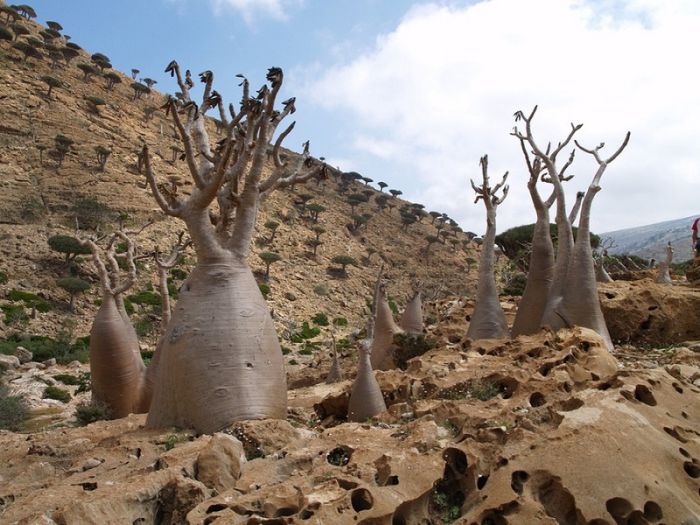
0, 281, 699, 524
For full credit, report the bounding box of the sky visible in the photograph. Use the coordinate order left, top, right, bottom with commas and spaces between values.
26, 0, 700, 235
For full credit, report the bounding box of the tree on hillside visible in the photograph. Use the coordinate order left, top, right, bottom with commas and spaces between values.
512, 106, 629, 350
77, 62, 99, 81
12, 40, 41, 62
94, 145, 111, 171
40, 75, 61, 98
466, 155, 509, 340
130, 81, 150, 100
46, 21, 62, 31
56, 277, 90, 313
389, 189, 402, 198
377, 181, 387, 192
263, 220, 280, 244
104, 71, 121, 90
142, 61, 323, 433
48, 234, 91, 265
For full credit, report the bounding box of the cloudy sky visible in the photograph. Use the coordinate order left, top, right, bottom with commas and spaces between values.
29, 0, 700, 234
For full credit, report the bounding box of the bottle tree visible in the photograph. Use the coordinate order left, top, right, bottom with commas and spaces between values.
143, 62, 321, 433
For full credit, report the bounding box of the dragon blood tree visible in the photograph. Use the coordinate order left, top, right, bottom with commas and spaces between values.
143, 62, 321, 433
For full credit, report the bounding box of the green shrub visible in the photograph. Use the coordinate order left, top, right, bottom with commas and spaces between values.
470, 380, 500, 401
0, 271, 7, 285
0, 334, 88, 364
135, 318, 154, 337
290, 322, 320, 343
258, 283, 270, 299
127, 291, 161, 306
311, 312, 329, 326
0, 385, 28, 431
53, 373, 80, 385
163, 432, 188, 451
298, 347, 313, 356
332, 317, 348, 327
288, 359, 298, 365
2, 304, 27, 325
281, 346, 291, 355
73, 197, 114, 230
76, 372, 91, 393
171, 268, 188, 280
75, 400, 110, 425
43, 386, 71, 403
313, 283, 330, 296
7, 289, 44, 305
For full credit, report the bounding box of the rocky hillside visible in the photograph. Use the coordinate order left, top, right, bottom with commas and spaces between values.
0, 12, 478, 353
601, 215, 697, 261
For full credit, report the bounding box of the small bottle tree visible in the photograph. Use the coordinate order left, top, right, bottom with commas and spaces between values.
56, 277, 90, 313
259, 251, 282, 280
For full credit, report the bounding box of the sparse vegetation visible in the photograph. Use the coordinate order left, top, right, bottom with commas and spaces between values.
75, 400, 111, 426
43, 385, 71, 403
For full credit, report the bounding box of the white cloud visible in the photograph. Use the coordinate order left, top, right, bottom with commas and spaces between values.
211, 0, 303, 24
305, 0, 700, 235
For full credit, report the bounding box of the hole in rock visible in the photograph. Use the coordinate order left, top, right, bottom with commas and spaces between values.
351, 488, 374, 512
606, 497, 633, 518
591, 373, 600, 381
672, 383, 684, 394
133, 519, 146, 524
443, 448, 468, 475
480, 513, 508, 525
299, 509, 314, 520
682, 411, 688, 419
529, 392, 546, 407
337, 478, 359, 490
497, 457, 509, 468
203, 519, 217, 525
559, 398, 584, 411
477, 474, 489, 490
679, 448, 690, 458
627, 510, 649, 524
245, 362, 253, 369
563, 382, 572, 393
532, 473, 584, 524
327, 447, 352, 466
510, 471, 529, 495
274, 507, 297, 517
539, 363, 552, 377
640, 317, 652, 330
648, 305, 658, 311
643, 501, 663, 521
683, 462, 700, 478
634, 385, 657, 406
206, 504, 228, 513
580, 341, 591, 351
605, 292, 616, 299
81, 482, 98, 491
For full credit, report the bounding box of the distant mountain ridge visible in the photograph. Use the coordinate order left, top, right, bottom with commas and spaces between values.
601, 215, 698, 261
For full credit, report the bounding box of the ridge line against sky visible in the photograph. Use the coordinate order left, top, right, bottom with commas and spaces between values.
25, 0, 700, 239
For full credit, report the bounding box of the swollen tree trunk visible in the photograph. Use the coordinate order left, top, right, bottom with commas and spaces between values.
325, 333, 342, 384
595, 257, 613, 283
514, 108, 581, 331
466, 155, 509, 340
655, 242, 673, 284
370, 284, 403, 370
144, 63, 321, 433
511, 142, 556, 337
348, 341, 386, 422
399, 290, 423, 334
553, 132, 631, 352
81, 232, 147, 418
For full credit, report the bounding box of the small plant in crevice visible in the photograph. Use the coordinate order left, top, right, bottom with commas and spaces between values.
43, 386, 71, 403
75, 400, 111, 426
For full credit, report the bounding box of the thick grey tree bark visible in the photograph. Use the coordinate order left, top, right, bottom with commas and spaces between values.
513, 107, 629, 351
81, 232, 148, 418
348, 340, 386, 422
466, 155, 509, 340
400, 290, 423, 335
144, 63, 321, 433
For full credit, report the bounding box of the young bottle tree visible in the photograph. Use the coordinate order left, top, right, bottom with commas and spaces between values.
142, 62, 322, 433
